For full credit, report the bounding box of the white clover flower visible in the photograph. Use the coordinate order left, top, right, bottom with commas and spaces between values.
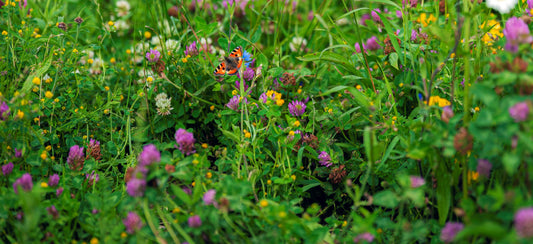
486, 0, 518, 14
90, 58, 103, 75
336, 18, 349, 26
116, 0, 131, 17
155, 92, 173, 116
165, 39, 180, 52
115, 20, 130, 33
289, 37, 307, 52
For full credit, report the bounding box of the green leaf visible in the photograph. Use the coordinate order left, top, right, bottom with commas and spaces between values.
373, 190, 399, 208
297, 51, 358, 74
436, 164, 451, 225
455, 221, 506, 240
22, 55, 53, 94
301, 182, 321, 192
389, 53, 399, 70
503, 153, 520, 176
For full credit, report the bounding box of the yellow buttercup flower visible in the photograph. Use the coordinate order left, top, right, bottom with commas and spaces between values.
259, 199, 268, 207
32, 77, 41, 85
41, 182, 48, 188
45, 91, 53, 99
144, 31, 151, 39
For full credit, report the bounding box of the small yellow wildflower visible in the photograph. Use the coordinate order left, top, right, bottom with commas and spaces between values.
172, 208, 180, 213
293, 120, 300, 127
259, 199, 268, 207
291, 174, 296, 181
475, 107, 480, 112
32, 77, 41, 85
342, 221, 347, 227
276, 99, 284, 106
267, 180, 272, 185
231, 90, 238, 96
1, 30, 7, 36
244, 131, 251, 138
289, 131, 295, 136
278, 211, 287, 218
108, 21, 114, 26
45, 91, 53, 99
17, 110, 24, 119
54, 98, 59, 103
73, 48, 78, 54
202, 143, 208, 149
418, 13, 436, 27
356, 85, 362, 90
105, 86, 110, 91
120, 232, 127, 238
18, 29, 22, 35
110, 57, 116, 64
206, 172, 212, 178
144, 31, 151, 39
46, 145, 52, 151
192, 159, 199, 165
87, 58, 94, 64
40, 152, 47, 160
146, 76, 153, 83
90, 237, 98, 244
41, 182, 48, 188
104, 109, 109, 114
399, 83, 404, 87
191, 181, 195, 187
83, 135, 87, 140
297, 88, 302, 94
126, 49, 131, 54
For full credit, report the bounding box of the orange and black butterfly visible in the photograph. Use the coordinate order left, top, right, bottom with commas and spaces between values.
214, 46, 243, 76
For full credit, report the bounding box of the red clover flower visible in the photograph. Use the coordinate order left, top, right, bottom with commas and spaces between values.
203, 189, 216, 205
138, 144, 161, 167
48, 174, 60, 187
503, 17, 532, 53
288, 100, 306, 117
2, 162, 13, 176
509, 101, 530, 122
0, 101, 9, 120
318, 151, 332, 167
126, 178, 147, 197
13, 173, 33, 194
410, 176, 425, 188
175, 129, 196, 156
515, 207, 533, 238
146, 49, 161, 63
188, 215, 202, 228
67, 145, 85, 171
476, 159, 492, 178
440, 222, 464, 243
123, 212, 144, 234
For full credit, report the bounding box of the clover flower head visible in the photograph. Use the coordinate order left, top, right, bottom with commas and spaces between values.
146, 49, 161, 63
123, 212, 144, 234
440, 222, 464, 243
13, 173, 33, 194
288, 100, 306, 117
175, 129, 196, 156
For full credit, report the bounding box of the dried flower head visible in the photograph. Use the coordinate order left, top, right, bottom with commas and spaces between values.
74, 17, 84, 24
87, 139, 102, 160
329, 165, 346, 184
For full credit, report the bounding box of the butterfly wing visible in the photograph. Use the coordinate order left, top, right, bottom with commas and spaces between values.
214, 62, 227, 76
229, 46, 243, 58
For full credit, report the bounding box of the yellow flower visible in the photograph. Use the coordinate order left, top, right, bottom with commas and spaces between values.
289, 130, 295, 136
210, 105, 215, 111
182, 57, 188, 63
40, 152, 47, 160
291, 174, 296, 181
90, 237, 98, 244
17, 110, 24, 119
87, 58, 93, 64
110, 57, 116, 64
54, 98, 59, 103
104, 109, 109, 114
468, 171, 479, 184
232, 90, 238, 96
41, 182, 48, 188
192, 159, 199, 165
342, 221, 347, 227
108, 21, 114, 26
32, 77, 41, 85
297, 88, 302, 94
46, 145, 52, 151
356, 85, 362, 90
278, 211, 287, 218
126, 49, 131, 54
475, 106, 480, 112
244, 131, 251, 138
399, 83, 404, 87
105, 86, 110, 91
293, 121, 300, 127
259, 199, 268, 207
191, 181, 195, 187
1, 30, 7, 36
267, 179, 272, 185
120, 232, 127, 238
45, 91, 53, 99
206, 172, 212, 178
172, 207, 180, 213
202, 143, 208, 149
276, 99, 284, 106
144, 31, 151, 39
418, 13, 436, 27
73, 48, 78, 54
146, 76, 153, 83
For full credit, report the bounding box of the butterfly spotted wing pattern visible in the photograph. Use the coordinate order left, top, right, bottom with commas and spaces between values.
214, 46, 243, 76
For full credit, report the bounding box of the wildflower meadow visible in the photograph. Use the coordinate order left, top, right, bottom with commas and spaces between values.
1, 0, 533, 243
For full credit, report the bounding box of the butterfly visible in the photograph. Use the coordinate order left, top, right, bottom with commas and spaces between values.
214, 46, 243, 76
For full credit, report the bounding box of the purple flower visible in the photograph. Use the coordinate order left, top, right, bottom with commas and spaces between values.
92, 208, 99, 214
67, 145, 85, 171
308, 11, 314, 21
371, 9, 382, 24
184, 41, 198, 56
48, 174, 60, 187
86, 171, 99, 184
366, 36, 381, 51
503, 17, 533, 53
47, 205, 59, 219
411, 29, 418, 41
146, 49, 161, 63
360, 14, 371, 26
477, 159, 492, 178
175, 129, 196, 156
56, 187, 64, 197
14, 148, 22, 158
2, 162, 13, 176
259, 93, 268, 103
241, 67, 255, 81
235, 80, 249, 92
226, 95, 241, 111
138, 144, 161, 167
203, 189, 216, 205
288, 100, 306, 117
355, 42, 366, 53
440, 222, 464, 243
126, 178, 147, 197
0, 101, 9, 120
353, 232, 374, 243
123, 212, 144, 234
515, 207, 533, 238
182, 186, 192, 195
441, 106, 454, 123
410, 176, 425, 188
13, 173, 33, 194
318, 151, 332, 167
188, 215, 202, 228
509, 101, 530, 122
396, 10, 402, 19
